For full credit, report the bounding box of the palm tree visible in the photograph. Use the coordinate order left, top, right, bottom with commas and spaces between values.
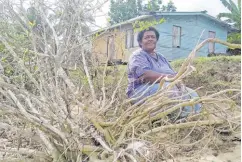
217, 0, 241, 30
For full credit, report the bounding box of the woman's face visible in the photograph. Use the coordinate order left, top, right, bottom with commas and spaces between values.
140, 31, 157, 53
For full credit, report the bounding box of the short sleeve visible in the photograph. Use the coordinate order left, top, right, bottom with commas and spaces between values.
159, 54, 176, 74
129, 54, 151, 78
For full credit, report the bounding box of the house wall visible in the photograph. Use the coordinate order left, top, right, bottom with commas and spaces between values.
92, 29, 126, 64
154, 15, 228, 61
197, 15, 228, 54
92, 33, 109, 63
92, 14, 229, 63
122, 18, 156, 62
92, 23, 145, 63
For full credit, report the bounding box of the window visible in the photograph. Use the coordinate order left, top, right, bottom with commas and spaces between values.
133, 31, 139, 47
107, 36, 115, 59
125, 29, 133, 49
208, 31, 216, 53
172, 26, 181, 48
125, 29, 139, 49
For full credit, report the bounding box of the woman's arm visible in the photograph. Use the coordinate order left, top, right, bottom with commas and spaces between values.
140, 70, 175, 83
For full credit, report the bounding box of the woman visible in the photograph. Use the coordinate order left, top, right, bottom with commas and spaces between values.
126, 27, 201, 117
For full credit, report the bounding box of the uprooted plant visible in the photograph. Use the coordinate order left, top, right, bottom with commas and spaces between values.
0, 0, 241, 161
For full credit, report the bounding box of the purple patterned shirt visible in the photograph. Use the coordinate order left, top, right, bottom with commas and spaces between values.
127, 49, 176, 97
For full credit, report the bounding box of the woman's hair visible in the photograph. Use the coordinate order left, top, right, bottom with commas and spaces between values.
137, 27, 159, 48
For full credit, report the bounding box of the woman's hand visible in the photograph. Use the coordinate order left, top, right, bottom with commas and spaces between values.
141, 71, 176, 83
166, 74, 176, 78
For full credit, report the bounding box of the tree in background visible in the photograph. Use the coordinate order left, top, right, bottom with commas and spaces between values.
144, 0, 162, 12
217, 0, 241, 49
108, 0, 177, 25
144, 0, 177, 12
162, 0, 177, 12
108, 0, 142, 25
137, 0, 143, 12
217, 0, 241, 30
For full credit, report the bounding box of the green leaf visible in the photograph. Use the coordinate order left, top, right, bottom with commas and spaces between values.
1, 57, 7, 63
34, 65, 38, 71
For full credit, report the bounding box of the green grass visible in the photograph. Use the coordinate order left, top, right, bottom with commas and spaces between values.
171, 56, 241, 69
69, 56, 241, 103
172, 56, 241, 104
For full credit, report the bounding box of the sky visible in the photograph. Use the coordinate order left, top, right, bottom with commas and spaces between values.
94, 0, 236, 29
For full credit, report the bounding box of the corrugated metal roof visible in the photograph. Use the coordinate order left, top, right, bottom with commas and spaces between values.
87, 15, 153, 36
88, 11, 235, 36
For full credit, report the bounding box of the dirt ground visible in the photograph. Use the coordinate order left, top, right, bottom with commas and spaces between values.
1, 56, 240, 161
167, 56, 241, 162
171, 56, 241, 104
163, 141, 240, 162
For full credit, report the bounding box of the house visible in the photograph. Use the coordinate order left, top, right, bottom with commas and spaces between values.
91, 12, 234, 64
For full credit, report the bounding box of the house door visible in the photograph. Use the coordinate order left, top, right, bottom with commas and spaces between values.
107, 36, 115, 61
172, 26, 181, 48
208, 31, 216, 53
